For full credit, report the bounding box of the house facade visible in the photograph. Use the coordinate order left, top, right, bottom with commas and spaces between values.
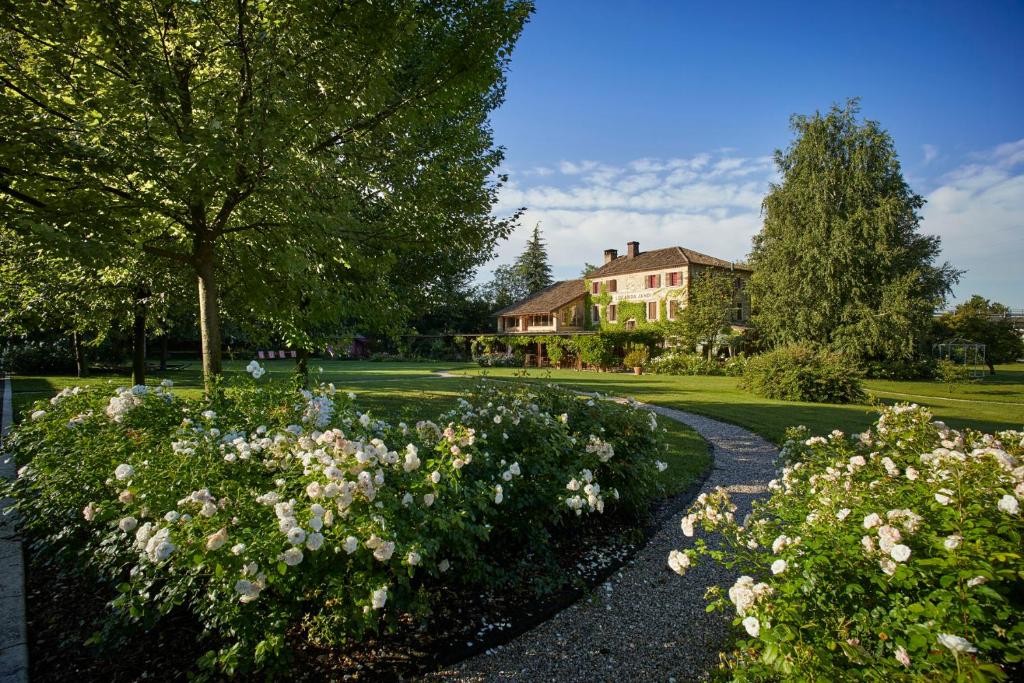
586, 241, 752, 329
495, 241, 751, 333
494, 279, 587, 333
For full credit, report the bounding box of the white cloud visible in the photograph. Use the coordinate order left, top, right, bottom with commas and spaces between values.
487, 142, 1024, 306
921, 138, 1024, 305
488, 151, 776, 280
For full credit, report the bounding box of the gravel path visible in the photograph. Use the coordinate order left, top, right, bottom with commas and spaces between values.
429, 399, 777, 683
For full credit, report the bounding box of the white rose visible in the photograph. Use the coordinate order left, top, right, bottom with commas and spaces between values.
937, 633, 976, 653
407, 551, 421, 566
836, 508, 851, 521
118, 517, 138, 532
114, 464, 134, 481
997, 494, 1019, 515
667, 549, 690, 575
371, 587, 388, 610
373, 541, 395, 562
680, 514, 696, 538
742, 616, 760, 638
943, 535, 962, 551
82, 502, 97, 522
306, 532, 324, 551
862, 513, 881, 528
206, 527, 228, 551
890, 544, 911, 562
287, 527, 307, 545
282, 548, 303, 566
343, 536, 359, 554
423, 493, 435, 507
31, 410, 47, 421
430, 471, 441, 484
771, 559, 788, 575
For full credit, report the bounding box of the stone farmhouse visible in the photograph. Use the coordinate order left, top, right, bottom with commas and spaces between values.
495, 241, 752, 334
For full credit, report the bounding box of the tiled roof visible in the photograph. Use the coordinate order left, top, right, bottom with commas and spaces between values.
495, 279, 585, 316
588, 246, 752, 278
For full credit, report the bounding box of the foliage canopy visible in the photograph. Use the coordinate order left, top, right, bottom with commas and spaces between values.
0, 0, 531, 385
749, 100, 960, 362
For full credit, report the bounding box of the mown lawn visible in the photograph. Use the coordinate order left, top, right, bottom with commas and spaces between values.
451, 364, 1024, 443
7, 359, 709, 497
15, 358, 1018, 475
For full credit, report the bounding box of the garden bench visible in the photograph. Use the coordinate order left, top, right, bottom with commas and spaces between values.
257, 350, 298, 360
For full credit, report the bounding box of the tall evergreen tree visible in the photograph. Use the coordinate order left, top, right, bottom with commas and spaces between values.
749, 100, 961, 362
515, 223, 553, 294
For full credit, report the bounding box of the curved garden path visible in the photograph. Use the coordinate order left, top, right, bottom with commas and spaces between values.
429, 390, 777, 682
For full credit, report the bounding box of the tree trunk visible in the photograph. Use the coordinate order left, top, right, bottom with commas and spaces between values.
132, 289, 147, 386
296, 348, 310, 388
159, 333, 169, 372
195, 242, 223, 391
987, 360, 996, 375
71, 331, 87, 378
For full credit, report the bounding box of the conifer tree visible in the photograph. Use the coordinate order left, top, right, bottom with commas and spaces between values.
515, 223, 554, 294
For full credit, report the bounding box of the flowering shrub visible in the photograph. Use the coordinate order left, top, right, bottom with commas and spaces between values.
739, 343, 866, 403
475, 352, 523, 367
4, 371, 665, 675
669, 404, 1024, 679
646, 351, 724, 376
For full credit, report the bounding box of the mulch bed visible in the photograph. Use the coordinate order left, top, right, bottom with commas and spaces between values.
25, 475, 710, 682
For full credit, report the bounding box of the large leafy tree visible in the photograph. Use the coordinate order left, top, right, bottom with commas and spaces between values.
0, 227, 182, 382
0, 0, 530, 387
749, 100, 960, 362
937, 296, 1023, 374
667, 269, 736, 358
480, 262, 529, 309
514, 222, 553, 294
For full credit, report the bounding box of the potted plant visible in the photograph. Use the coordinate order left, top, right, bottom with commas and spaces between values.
623, 346, 649, 375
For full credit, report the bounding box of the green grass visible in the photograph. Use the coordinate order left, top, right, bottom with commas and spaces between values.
449, 364, 1024, 443
6, 359, 709, 496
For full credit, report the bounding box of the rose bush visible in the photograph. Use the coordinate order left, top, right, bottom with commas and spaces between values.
5, 369, 666, 675
669, 404, 1023, 680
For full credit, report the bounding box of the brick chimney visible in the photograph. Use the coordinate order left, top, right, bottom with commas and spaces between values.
626, 241, 640, 259
603, 248, 618, 264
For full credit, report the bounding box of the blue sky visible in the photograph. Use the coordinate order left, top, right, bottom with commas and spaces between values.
485, 0, 1024, 306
